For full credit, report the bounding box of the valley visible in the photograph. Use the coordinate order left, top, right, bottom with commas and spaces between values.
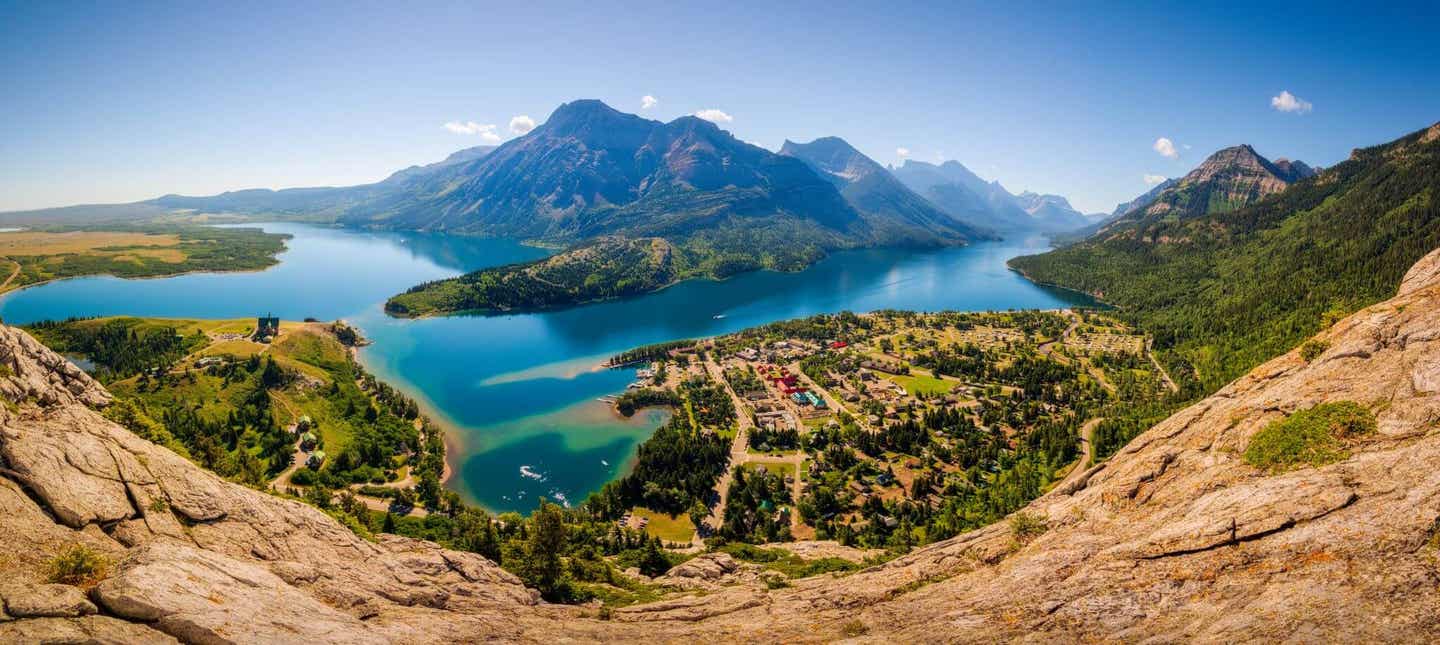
7, 4, 1440, 641
0, 223, 1090, 516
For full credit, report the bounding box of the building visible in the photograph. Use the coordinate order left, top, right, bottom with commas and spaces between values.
256, 314, 280, 340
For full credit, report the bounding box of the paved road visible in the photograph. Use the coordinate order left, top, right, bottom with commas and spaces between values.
1038, 309, 1079, 361
693, 426, 750, 546
694, 358, 754, 546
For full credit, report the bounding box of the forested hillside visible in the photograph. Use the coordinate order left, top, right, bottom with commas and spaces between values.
1011, 122, 1440, 392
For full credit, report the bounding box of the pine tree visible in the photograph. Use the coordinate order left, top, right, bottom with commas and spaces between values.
526, 500, 566, 597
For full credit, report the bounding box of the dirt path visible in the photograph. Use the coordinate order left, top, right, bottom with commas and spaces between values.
1146, 338, 1180, 393
0, 259, 20, 292
1055, 417, 1103, 491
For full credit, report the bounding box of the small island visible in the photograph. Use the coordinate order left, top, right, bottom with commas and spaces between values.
384, 234, 830, 317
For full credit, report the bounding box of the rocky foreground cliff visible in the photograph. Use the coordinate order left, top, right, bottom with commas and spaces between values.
5, 249, 1440, 642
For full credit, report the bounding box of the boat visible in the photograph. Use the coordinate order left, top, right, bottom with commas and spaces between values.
713, 314, 726, 319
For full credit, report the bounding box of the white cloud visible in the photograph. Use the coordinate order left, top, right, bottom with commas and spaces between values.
508, 115, 536, 135
1143, 174, 1168, 185
641, 95, 658, 110
443, 121, 502, 143
1153, 137, 1179, 159
693, 108, 733, 123
1270, 90, 1313, 114
895, 147, 911, 159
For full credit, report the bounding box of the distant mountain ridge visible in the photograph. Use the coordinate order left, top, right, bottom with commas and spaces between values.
333, 100, 980, 247
1111, 177, 1179, 219
152, 100, 975, 252
1014, 191, 1091, 231
778, 137, 982, 243
889, 159, 1090, 234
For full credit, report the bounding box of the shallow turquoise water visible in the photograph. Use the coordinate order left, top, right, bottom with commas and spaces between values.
0, 223, 1090, 512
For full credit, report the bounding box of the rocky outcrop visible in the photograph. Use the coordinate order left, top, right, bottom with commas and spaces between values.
4, 247, 1440, 642
0, 331, 539, 643
1105, 144, 1316, 236
3, 584, 98, 619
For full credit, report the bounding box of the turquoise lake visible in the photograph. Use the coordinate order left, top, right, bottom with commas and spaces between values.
0, 223, 1091, 513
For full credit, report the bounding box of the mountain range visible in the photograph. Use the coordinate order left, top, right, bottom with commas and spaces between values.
158, 101, 986, 251
143, 100, 1109, 245
777, 137, 969, 241
889, 159, 1092, 233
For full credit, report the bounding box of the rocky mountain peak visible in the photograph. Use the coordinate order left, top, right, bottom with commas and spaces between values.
1109, 143, 1313, 226
778, 136, 881, 184
1271, 158, 1317, 182
539, 99, 656, 143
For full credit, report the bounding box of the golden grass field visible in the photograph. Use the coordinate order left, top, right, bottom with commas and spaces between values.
0, 230, 184, 257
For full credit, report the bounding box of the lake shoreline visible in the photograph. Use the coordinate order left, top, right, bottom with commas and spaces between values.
0, 223, 1090, 514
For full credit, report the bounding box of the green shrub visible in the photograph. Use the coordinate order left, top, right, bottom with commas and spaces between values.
289, 467, 317, 486
1299, 339, 1329, 362
840, 619, 869, 637
1244, 401, 1375, 473
46, 544, 110, 588
1009, 511, 1048, 544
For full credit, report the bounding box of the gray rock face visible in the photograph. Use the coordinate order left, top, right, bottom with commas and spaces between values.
0, 615, 179, 644
0, 325, 538, 643
93, 544, 386, 645
2, 584, 97, 618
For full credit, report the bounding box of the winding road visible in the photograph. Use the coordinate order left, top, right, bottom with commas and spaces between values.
1055, 417, 1103, 492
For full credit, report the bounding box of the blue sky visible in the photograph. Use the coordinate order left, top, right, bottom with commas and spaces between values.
2, 1, 1438, 213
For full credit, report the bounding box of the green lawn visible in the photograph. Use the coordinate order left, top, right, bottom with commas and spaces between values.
802, 415, 834, 429
890, 372, 953, 396
743, 461, 797, 480
630, 507, 696, 543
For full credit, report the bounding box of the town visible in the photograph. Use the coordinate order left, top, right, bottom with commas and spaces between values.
611, 308, 1177, 549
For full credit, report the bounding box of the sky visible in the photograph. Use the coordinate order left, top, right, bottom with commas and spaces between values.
2, 1, 1438, 214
